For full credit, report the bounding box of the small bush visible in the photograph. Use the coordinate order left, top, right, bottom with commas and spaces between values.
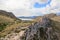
0, 22, 9, 31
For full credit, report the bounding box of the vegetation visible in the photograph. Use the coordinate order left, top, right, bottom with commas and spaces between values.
0, 15, 33, 37
0, 11, 60, 40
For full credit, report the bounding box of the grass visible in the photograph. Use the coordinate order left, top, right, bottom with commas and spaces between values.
0, 22, 32, 37
51, 16, 60, 32
1, 14, 60, 38
0, 15, 15, 32
0, 15, 33, 37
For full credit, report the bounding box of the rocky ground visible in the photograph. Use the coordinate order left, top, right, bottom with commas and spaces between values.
21, 17, 60, 40
0, 17, 60, 40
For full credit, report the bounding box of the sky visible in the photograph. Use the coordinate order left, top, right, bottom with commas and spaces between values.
0, 0, 60, 17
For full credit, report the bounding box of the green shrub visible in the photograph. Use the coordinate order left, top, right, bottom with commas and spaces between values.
0, 22, 9, 31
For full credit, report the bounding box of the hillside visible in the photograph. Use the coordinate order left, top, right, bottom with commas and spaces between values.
0, 10, 32, 38
0, 10, 21, 37
0, 13, 60, 40
21, 15, 60, 40
0, 15, 15, 31
33, 13, 56, 22
0, 10, 15, 18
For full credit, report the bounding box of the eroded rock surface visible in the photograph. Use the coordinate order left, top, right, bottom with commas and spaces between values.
21, 17, 59, 40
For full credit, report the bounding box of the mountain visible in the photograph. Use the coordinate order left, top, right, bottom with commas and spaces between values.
18, 16, 37, 19
0, 10, 22, 37
0, 10, 32, 38
0, 13, 60, 40
0, 10, 16, 18
56, 13, 60, 16
0, 10, 21, 21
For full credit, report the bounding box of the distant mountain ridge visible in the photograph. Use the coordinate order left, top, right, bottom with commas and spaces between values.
18, 16, 37, 19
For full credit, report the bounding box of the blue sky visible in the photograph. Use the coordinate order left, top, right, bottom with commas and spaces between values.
0, 0, 60, 16
34, 0, 51, 8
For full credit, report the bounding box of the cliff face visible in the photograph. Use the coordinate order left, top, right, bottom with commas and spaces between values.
21, 17, 60, 40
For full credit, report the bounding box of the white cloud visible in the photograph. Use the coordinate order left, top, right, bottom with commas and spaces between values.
12, 9, 33, 16
0, 0, 29, 10
0, 0, 60, 16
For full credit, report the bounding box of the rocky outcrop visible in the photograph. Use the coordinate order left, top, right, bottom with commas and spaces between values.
21, 17, 60, 40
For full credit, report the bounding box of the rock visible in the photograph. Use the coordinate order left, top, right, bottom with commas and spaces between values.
0, 31, 25, 40
21, 17, 59, 40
